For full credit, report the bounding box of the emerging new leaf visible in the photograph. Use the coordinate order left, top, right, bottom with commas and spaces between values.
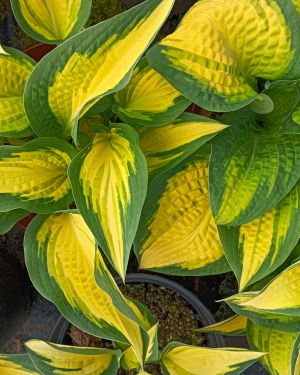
24, 0, 175, 139
113, 58, 190, 127
147, 0, 300, 112
25, 340, 120, 375
135, 147, 230, 276
69, 125, 148, 280
10, 0, 92, 44
139, 113, 227, 181
264, 80, 300, 134
160, 342, 264, 375
0, 138, 76, 213
0, 46, 35, 138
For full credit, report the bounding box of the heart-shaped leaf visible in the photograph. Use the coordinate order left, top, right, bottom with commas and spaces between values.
147, 0, 300, 112
210, 89, 300, 225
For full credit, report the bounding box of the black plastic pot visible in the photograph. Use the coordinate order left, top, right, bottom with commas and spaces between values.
0, 251, 30, 350
49, 273, 225, 347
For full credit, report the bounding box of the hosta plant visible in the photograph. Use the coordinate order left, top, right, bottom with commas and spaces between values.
1, 0, 300, 373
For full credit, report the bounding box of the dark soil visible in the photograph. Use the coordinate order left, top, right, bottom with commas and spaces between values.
67, 282, 205, 374
120, 283, 205, 348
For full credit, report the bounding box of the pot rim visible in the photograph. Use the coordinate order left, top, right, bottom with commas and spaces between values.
48, 272, 225, 348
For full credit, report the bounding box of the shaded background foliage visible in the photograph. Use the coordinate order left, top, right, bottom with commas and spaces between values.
0, 0, 125, 48
0, 0, 197, 48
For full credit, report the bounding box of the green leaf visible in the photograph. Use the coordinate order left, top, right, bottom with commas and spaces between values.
210, 89, 300, 225
249, 94, 274, 114
291, 333, 300, 375
265, 80, 300, 134
0, 209, 28, 234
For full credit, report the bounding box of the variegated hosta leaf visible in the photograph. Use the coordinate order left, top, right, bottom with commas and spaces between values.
139, 113, 227, 181
69, 125, 148, 280
265, 80, 300, 134
160, 342, 264, 375
210, 88, 300, 225
292, 334, 300, 375
0, 209, 28, 234
0, 354, 38, 374
147, 0, 300, 112
121, 299, 158, 370
0, 46, 35, 138
218, 179, 300, 291
24, 213, 151, 367
247, 320, 299, 375
113, 57, 190, 127
0, 138, 76, 213
24, 0, 175, 139
235, 261, 300, 316
135, 146, 230, 276
224, 292, 300, 333
25, 340, 120, 375
94, 257, 159, 370
10, 0, 92, 44
198, 315, 247, 336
